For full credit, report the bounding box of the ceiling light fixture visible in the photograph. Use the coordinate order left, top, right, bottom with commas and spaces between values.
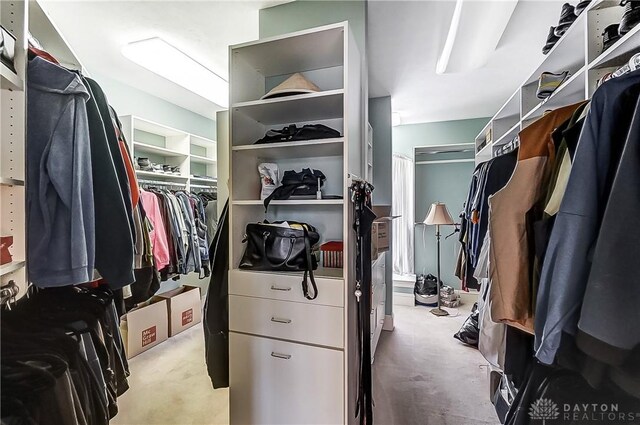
436, 0, 464, 75
392, 112, 401, 127
122, 37, 228, 108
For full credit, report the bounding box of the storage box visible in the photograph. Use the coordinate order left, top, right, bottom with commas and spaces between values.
157, 285, 202, 337
320, 241, 343, 268
120, 297, 169, 359
372, 221, 389, 255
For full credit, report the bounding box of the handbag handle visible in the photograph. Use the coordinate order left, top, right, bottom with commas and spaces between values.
301, 228, 318, 300
261, 232, 296, 269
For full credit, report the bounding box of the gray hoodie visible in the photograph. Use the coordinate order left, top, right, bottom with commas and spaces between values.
27, 57, 95, 286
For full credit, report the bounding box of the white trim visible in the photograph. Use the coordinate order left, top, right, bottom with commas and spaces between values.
416, 158, 475, 165
383, 314, 395, 331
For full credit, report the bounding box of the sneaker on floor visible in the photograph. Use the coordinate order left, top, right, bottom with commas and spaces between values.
543, 26, 561, 54
537, 71, 570, 99
619, 0, 640, 35
575, 0, 591, 16
602, 23, 622, 51
555, 3, 577, 37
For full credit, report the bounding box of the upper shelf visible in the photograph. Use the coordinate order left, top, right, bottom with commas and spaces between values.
232, 138, 345, 159
190, 154, 217, 165
523, 67, 587, 122
133, 141, 187, 158
232, 89, 344, 125
231, 23, 345, 78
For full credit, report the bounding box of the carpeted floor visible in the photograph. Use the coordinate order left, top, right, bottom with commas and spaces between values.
113, 301, 498, 424
373, 302, 499, 425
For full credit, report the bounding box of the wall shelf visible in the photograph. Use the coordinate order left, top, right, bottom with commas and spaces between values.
133, 141, 187, 157
135, 170, 188, 180
190, 154, 217, 165
0, 177, 25, 187
0, 261, 26, 277
1, 64, 23, 91
190, 176, 217, 184
232, 199, 343, 206
232, 89, 344, 125
588, 24, 640, 70
232, 138, 344, 158
522, 67, 587, 122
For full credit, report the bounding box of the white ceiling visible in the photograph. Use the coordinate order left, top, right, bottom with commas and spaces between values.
41, 0, 566, 125
367, 0, 565, 124
39, 0, 289, 120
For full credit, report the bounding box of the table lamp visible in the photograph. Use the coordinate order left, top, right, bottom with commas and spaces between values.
423, 202, 454, 316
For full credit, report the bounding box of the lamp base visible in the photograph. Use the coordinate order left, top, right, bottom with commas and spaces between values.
430, 307, 449, 317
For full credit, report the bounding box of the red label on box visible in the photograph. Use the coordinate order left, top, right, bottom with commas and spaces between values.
142, 326, 157, 347
182, 308, 193, 326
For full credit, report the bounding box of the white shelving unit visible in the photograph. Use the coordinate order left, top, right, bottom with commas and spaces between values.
228, 22, 364, 425
119, 115, 217, 190
476, 0, 639, 164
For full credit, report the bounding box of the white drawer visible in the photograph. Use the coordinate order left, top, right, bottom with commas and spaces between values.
230, 333, 344, 425
229, 295, 344, 348
229, 269, 344, 307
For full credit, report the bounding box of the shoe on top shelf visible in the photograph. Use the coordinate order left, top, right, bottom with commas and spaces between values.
575, 0, 591, 16
554, 3, 577, 37
619, 0, 640, 35
602, 23, 622, 52
543, 26, 561, 54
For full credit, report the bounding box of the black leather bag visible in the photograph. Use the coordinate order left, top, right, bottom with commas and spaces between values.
263, 168, 326, 211
239, 221, 320, 300
254, 124, 340, 145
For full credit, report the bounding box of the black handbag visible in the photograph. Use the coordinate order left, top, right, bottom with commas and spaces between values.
263, 168, 326, 210
239, 221, 320, 300
254, 124, 340, 145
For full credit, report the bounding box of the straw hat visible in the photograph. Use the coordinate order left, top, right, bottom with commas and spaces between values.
261, 72, 321, 100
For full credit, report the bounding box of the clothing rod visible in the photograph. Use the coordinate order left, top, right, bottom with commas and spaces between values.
415, 159, 476, 165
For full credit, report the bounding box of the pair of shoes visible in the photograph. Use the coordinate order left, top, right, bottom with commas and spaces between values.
575, 0, 591, 16
601, 1, 640, 52
543, 3, 577, 54
537, 71, 570, 100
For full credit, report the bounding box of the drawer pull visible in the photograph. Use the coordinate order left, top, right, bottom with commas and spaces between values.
270, 285, 292, 292
271, 352, 291, 360
271, 317, 292, 324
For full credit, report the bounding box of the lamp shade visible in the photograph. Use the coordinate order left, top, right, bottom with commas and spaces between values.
423, 202, 454, 225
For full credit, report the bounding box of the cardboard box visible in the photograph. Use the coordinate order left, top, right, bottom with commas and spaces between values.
121, 297, 169, 359
157, 285, 202, 337
372, 221, 390, 255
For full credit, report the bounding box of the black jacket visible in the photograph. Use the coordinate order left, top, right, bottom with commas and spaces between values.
204, 201, 229, 388
81, 77, 135, 288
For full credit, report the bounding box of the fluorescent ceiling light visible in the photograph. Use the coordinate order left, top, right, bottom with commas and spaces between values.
436, 0, 464, 75
122, 37, 228, 108
392, 112, 401, 127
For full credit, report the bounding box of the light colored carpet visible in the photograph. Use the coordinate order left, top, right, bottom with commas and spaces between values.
373, 303, 500, 425
112, 323, 229, 425
113, 303, 498, 424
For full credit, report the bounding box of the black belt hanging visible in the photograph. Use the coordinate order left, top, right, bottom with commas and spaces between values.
350, 178, 375, 425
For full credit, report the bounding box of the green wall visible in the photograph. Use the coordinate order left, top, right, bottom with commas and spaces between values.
259, 0, 366, 52
94, 72, 217, 140
393, 117, 489, 157
393, 117, 488, 290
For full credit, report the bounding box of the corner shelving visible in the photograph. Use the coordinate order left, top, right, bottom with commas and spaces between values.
477, 0, 638, 164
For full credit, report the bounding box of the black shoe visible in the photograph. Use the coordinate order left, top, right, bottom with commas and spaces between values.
603, 23, 622, 51
555, 3, 577, 36
543, 26, 561, 54
619, 0, 640, 35
575, 0, 591, 16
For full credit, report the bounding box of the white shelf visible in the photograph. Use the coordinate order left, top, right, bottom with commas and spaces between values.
190, 154, 217, 165
136, 170, 189, 180
589, 24, 640, 70
0, 177, 24, 187
522, 67, 587, 122
0, 261, 26, 277
1, 63, 23, 91
232, 138, 344, 158
493, 122, 521, 148
233, 199, 343, 206
190, 135, 217, 147
232, 89, 344, 124
133, 116, 188, 138
190, 176, 217, 184
475, 143, 493, 163
133, 141, 187, 157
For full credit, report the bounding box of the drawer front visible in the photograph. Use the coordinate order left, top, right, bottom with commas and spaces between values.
229, 269, 344, 307
230, 333, 344, 425
229, 295, 344, 348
